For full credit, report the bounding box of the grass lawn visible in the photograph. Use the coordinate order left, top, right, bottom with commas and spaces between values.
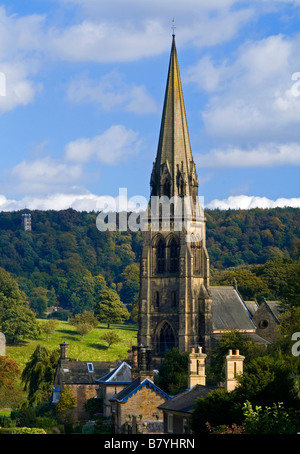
6, 320, 138, 370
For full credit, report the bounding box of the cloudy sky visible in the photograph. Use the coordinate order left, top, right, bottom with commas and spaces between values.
0, 0, 300, 212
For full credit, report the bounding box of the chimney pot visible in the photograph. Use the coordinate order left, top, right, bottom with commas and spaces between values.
228, 349, 232, 355
236, 349, 239, 356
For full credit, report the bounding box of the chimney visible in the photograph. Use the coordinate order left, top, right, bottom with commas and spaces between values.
225, 349, 245, 392
188, 346, 207, 388
60, 342, 69, 360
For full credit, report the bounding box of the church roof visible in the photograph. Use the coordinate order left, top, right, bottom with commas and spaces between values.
211, 286, 256, 332
244, 301, 259, 317
263, 300, 282, 321
151, 35, 196, 198
96, 361, 132, 385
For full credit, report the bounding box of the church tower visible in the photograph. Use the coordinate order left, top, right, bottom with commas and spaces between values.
137, 35, 212, 365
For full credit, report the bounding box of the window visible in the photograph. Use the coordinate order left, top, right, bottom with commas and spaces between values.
171, 291, 176, 308
156, 238, 165, 274
159, 322, 176, 355
169, 238, 179, 273
155, 291, 160, 308
87, 362, 94, 372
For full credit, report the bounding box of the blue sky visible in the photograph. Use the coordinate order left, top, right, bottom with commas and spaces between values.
0, 0, 300, 211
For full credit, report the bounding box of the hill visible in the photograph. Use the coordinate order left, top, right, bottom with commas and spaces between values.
0, 207, 299, 314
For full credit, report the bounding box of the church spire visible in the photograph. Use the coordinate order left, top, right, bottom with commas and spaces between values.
150, 35, 198, 199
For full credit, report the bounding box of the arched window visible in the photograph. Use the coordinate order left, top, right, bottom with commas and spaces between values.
159, 322, 176, 355
169, 238, 179, 273
156, 238, 165, 274
163, 179, 171, 198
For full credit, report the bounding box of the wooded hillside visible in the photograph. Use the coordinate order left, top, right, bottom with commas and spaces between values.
0, 207, 299, 315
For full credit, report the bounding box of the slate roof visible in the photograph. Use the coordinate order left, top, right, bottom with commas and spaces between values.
57, 359, 119, 385
96, 361, 132, 385
263, 300, 282, 322
211, 332, 271, 346
244, 301, 259, 317
211, 286, 256, 331
111, 377, 170, 403
158, 385, 217, 414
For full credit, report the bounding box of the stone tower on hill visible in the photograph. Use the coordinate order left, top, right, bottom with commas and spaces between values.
137, 35, 212, 365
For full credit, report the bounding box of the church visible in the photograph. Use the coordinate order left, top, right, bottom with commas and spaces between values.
137, 34, 274, 368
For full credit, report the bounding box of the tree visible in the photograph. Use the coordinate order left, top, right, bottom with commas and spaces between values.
21, 344, 60, 406
1, 305, 42, 344
234, 356, 299, 409
100, 331, 121, 349
55, 387, 77, 432
0, 356, 22, 409
208, 330, 265, 384
42, 319, 59, 341
155, 348, 189, 395
94, 289, 129, 328
69, 311, 98, 340
190, 389, 243, 434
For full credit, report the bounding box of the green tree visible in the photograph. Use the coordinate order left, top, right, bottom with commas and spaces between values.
42, 319, 59, 341
155, 348, 189, 395
94, 289, 129, 328
21, 345, 60, 406
100, 331, 121, 349
1, 305, 42, 344
208, 330, 265, 384
234, 356, 299, 409
190, 389, 242, 434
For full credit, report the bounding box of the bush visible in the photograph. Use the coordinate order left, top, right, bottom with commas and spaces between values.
0, 427, 46, 434
86, 397, 103, 419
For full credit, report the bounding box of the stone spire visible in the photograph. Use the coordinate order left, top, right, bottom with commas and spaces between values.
150, 35, 198, 199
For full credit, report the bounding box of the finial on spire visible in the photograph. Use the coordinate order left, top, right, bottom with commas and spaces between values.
172, 19, 176, 36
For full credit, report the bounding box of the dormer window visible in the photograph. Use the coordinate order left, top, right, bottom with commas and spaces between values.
87, 362, 94, 372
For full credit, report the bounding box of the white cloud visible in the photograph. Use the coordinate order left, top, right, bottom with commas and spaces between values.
65, 125, 142, 164
190, 34, 300, 143
67, 72, 158, 114
195, 143, 300, 167
0, 191, 148, 213
206, 195, 300, 210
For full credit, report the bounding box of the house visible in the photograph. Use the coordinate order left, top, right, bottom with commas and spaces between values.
159, 347, 245, 434
96, 361, 132, 417
110, 373, 170, 434
52, 342, 118, 420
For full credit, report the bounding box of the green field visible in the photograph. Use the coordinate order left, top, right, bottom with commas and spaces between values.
6, 320, 138, 370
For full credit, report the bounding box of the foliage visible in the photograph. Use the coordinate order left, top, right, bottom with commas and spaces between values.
0, 427, 46, 434
94, 289, 129, 328
190, 389, 243, 434
69, 311, 99, 340
243, 401, 300, 434
0, 356, 22, 409
42, 319, 59, 340
155, 348, 189, 395
234, 356, 299, 409
21, 344, 60, 406
56, 387, 76, 414
100, 331, 121, 349
208, 331, 266, 384
86, 397, 104, 419
0, 208, 298, 319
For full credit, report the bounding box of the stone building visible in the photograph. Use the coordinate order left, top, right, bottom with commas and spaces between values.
137, 35, 271, 367
159, 347, 245, 434
52, 342, 118, 420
